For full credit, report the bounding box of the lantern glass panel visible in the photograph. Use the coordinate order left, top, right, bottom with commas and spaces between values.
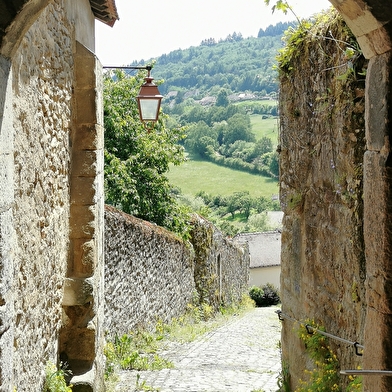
138, 98, 160, 121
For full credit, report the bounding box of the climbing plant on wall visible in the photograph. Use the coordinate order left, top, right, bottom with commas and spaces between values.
103, 70, 190, 238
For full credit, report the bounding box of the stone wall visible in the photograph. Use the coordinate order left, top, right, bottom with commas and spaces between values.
104, 206, 249, 336
278, 12, 367, 389
190, 216, 249, 310
104, 205, 195, 334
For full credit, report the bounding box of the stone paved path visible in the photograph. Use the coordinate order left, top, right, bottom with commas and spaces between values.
115, 306, 282, 392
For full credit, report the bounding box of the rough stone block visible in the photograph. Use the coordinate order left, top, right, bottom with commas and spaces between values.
70, 205, 97, 238
75, 42, 97, 89
363, 307, 392, 391
363, 151, 392, 277
70, 366, 95, 392
64, 327, 96, 362
71, 149, 100, 177
329, 0, 381, 39
71, 176, 98, 205
72, 124, 103, 150
73, 88, 99, 125
69, 238, 97, 277
367, 25, 392, 56
63, 277, 94, 306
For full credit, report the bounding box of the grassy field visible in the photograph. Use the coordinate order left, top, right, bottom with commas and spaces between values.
235, 100, 279, 145
250, 115, 279, 146
167, 155, 279, 199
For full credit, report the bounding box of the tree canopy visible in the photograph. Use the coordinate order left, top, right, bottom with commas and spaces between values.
103, 70, 189, 237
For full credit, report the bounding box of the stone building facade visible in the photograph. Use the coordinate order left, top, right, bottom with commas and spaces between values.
0, 0, 117, 390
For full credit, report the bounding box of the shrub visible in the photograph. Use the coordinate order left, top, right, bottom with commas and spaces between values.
43, 362, 72, 392
249, 286, 264, 306
249, 283, 280, 307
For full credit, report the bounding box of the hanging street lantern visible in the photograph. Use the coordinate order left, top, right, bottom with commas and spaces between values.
136, 67, 163, 122
103, 64, 163, 124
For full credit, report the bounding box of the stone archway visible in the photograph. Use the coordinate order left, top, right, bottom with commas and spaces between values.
0, 0, 51, 58
329, 0, 392, 58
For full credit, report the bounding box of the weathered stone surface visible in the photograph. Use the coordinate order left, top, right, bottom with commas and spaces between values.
190, 215, 250, 310
64, 23, 105, 391
70, 205, 98, 238
330, 0, 392, 58
71, 176, 99, 205
63, 278, 94, 306
10, 2, 74, 388
72, 150, 101, 178
363, 151, 392, 390
0, 0, 106, 390
365, 53, 392, 151
0, 56, 15, 391
69, 239, 97, 277
72, 124, 104, 151
104, 206, 196, 335
74, 42, 99, 89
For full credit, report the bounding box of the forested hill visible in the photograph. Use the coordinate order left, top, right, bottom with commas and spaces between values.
129, 21, 295, 99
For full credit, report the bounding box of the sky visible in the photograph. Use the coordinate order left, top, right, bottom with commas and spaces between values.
95, 0, 332, 66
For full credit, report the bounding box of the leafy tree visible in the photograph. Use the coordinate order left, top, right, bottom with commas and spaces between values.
258, 151, 279, 177
226, 191, 250, 218
254, 137, 273, 156
258, 21, 296, 37
216, 89, 229, 107
239, 193, 253, 219
224, 113, 255, 145
184, 121, 219, 156
267, 151, 280, 177
181, 105, 206, 123
103, 70, 190, 237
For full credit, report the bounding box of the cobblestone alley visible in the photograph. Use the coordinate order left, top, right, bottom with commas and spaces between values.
115, 306, 282, 392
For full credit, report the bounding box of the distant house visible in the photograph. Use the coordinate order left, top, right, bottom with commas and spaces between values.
234, 231, 281, 288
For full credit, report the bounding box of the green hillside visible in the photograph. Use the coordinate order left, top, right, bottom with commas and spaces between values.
130, 22, 295, 99
138, 23, 287, 234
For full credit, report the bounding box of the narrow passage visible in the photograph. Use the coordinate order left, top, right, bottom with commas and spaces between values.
116, 306, 282, 392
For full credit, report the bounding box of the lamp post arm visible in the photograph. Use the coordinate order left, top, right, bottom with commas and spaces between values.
103, 65, 152, 70
103, 65, 153, 77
